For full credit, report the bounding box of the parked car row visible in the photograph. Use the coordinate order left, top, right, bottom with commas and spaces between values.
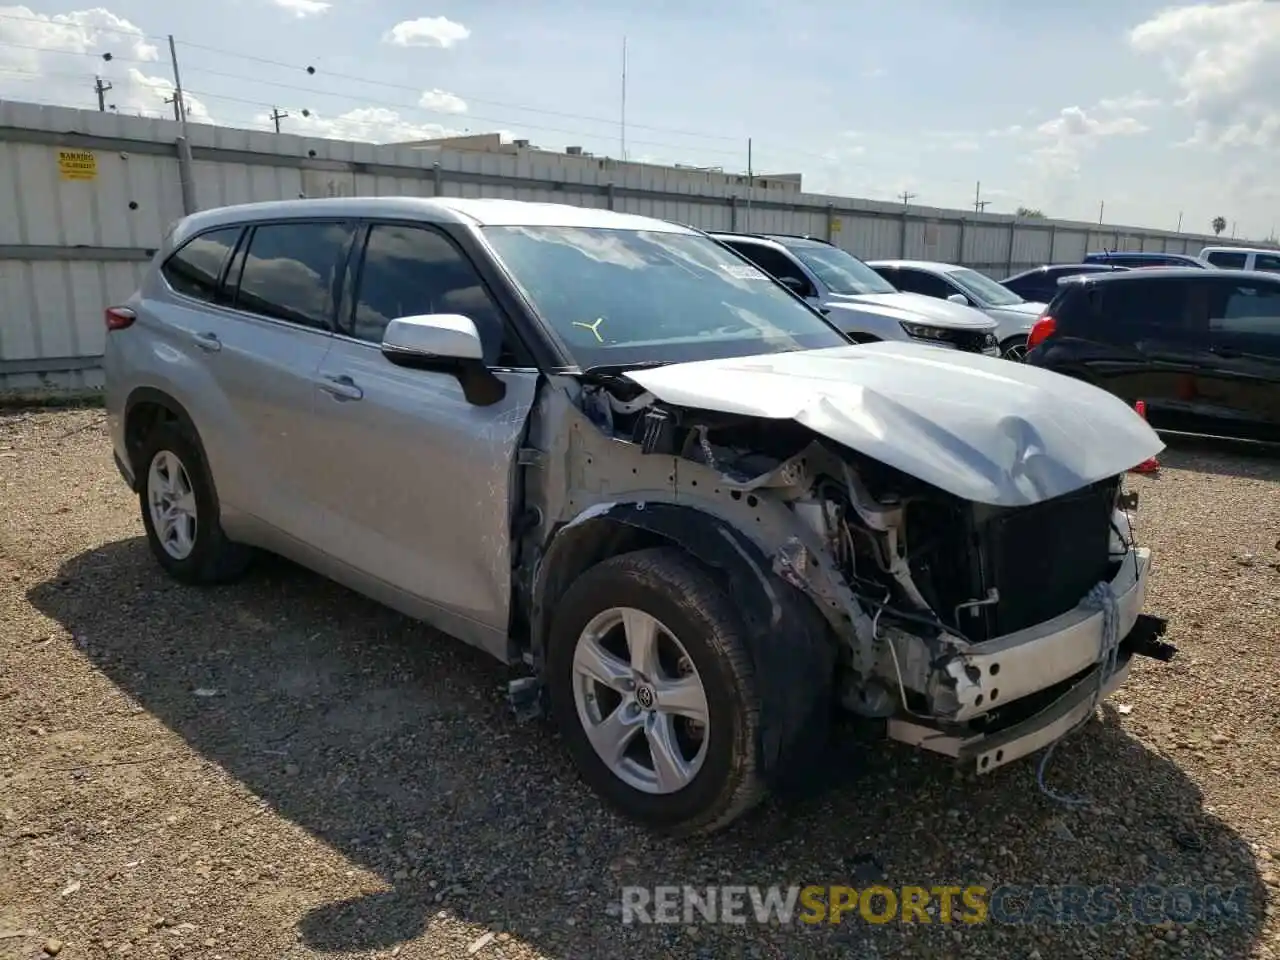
103, 196, 1176, 837
1025, 266, 1280, 444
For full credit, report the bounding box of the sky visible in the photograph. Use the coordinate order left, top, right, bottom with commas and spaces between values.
1, 0, 1278, 240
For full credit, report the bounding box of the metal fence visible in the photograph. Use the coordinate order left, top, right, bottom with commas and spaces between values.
0, 99, 1234, 391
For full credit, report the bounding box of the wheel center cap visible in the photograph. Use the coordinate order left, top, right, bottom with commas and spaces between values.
635, 684, 656, 710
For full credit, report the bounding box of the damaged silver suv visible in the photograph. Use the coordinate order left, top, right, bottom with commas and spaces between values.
104, 197, 1176, 836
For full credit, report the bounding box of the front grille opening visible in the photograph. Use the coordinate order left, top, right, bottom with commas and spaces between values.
907, 478, 1120, 643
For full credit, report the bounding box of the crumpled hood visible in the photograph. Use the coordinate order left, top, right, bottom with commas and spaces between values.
824, 292, 996, 330
625, 342, 1164, 507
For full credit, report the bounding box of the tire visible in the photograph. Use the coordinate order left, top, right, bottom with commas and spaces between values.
1001, 336, 1029, 361
547, 547, 765, 836
136, 421, 253, 585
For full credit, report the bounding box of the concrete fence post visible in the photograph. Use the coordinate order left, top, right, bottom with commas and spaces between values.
730, 196, 739, 232
957, 219, 967, 267
432, 161, 444, 197
174, 136, 197, 215
606, 182, 616, 211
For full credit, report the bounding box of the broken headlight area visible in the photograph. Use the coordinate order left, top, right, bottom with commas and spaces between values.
577, 377, 1166, 741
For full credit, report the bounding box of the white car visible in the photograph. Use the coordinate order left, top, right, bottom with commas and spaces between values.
867, 259, 1048, 361
710, 233, 1001, 357
1197, 246, 1280, 272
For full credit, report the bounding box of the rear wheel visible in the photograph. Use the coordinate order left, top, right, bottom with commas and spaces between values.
136, 422, 253, 585
547, 547, 765, 836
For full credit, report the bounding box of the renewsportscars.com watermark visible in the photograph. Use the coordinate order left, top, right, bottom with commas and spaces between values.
619, 884, 1251, 926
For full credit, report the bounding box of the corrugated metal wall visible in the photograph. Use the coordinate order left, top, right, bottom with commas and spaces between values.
0, 100, 1242, 391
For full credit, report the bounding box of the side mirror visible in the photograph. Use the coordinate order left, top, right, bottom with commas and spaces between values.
946, 293, 970, 305
779, 276, 808, 294
380, 313, 505, 406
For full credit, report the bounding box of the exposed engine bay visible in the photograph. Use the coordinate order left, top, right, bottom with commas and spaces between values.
557, 368, 1173, 771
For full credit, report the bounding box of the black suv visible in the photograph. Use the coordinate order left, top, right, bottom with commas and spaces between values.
1000, 263, 1127, 303
1025, 269, 1280, 443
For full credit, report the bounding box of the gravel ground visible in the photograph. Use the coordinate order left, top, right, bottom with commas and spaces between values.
2, 407, 1279, 960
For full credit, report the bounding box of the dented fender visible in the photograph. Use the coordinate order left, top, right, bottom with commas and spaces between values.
530, 500, 839, 789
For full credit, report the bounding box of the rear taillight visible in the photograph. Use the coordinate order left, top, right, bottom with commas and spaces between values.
1027, 315, 1056, 350
105, 306, 136, 330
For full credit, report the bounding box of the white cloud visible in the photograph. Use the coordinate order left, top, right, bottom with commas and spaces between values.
269, 106, 464, 143
271, 0, 332, 17
1129, 0, 1280, 150
384, 16, 470, 49
1024, 105, 1146, 180
1096, 92, 1161, 114
0, 5, 223, 119
418, 88, 466, 114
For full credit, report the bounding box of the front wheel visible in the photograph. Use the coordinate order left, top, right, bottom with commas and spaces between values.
547, 547, 765, 836
1001, 336, 1029, 361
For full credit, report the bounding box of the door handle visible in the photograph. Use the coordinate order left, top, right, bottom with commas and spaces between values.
192, 331, 222, 353
318, 374, 363, 401
1211, 347, 1241, 359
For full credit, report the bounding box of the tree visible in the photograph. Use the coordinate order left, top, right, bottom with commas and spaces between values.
1212, 216, 1227, 236
1016, 206, 1046, 218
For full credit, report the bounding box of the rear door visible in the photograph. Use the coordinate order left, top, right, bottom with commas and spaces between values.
309, 220, 539, 651
1086, 278, 1216, 431
1201, 277, 1280, 441
204, 219, 357, 543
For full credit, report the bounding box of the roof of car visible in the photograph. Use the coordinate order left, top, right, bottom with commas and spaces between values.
1064, 267, 1280, 285
172, 196, 695, 244
1198, 245, 1274, 254
865, 259, 965, 273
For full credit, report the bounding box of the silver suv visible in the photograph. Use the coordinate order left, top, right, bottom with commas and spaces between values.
104, 197, 1175, 836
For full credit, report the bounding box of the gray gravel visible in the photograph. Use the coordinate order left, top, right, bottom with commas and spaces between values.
2, 407, 1279, 959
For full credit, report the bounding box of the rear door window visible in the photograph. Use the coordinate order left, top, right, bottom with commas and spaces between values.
1209, 280, 1280, 358
893, 268, 955, 299
1098, 279, 1209, 346
1207, 252, 1249, 269
723, 242, 814, 297
231, 221, 357, 331
1253, 253, 1280, 274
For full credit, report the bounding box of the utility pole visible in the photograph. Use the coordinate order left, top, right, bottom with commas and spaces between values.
269, 107, 289, 133
93, 76, 112, 112
163, 95, 180, 121
1098, 200, 1105, 224
899, 190, 917, 206
619, 36, 627, 162
745, 137, 754, 233
1176, 211, 1183, 233
1231, 221, 1237, 238
973, 181, 989, 213
167, 34, 188, 131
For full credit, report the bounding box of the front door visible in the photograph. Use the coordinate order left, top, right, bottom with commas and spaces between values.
309, 220, 539, 650
1201, 277, 1280, 442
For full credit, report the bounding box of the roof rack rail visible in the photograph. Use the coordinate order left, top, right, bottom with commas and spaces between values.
706, 230, 837, 246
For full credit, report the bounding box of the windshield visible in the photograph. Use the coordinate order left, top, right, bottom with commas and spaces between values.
783, 242, 898, 295
948, 267, 1026, 306
482, 226, 849, 369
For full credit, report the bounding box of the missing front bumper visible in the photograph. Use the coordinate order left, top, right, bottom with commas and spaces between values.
888, 613, 1174, 776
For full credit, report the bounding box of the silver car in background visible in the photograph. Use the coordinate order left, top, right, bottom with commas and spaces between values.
103, 197, 1174, 837
867, 259, 1049, 360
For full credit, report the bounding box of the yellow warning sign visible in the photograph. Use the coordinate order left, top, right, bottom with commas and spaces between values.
58, 149, 97, 181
